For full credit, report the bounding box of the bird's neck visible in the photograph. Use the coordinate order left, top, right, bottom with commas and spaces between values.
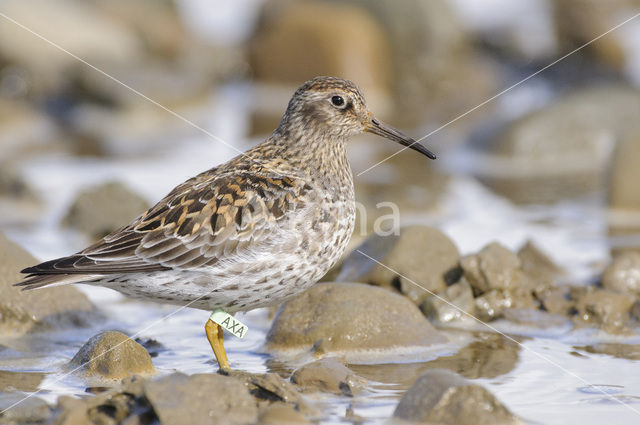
261, 127, 353, 190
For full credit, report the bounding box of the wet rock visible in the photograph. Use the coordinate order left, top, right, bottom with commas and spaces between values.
539, 286, 574, 315
144, 373, 258, 425
291, 358, 366, 396
461, 242, 524, 294
337, 226, 460, 305
573, 287, 636, 333
53, 376, 149, 425
460, 242, 544, 321
63, 181, 149, 239
517, 240, 563, 286
0, 231, 96, 335
602, 252, 640, 296
259, 404, 310, 425
420, 278, 475, 324
249, 0, 392, 134
0, 392, 52, 425
224, 371, 318, 417
393, 369, 521, 424
475, 85, 640, 203
474, 288, 537, 322
266, 282, 447, 360
69, 331, 155, 381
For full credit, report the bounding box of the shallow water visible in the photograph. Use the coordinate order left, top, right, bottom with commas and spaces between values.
1, 88, 640, 424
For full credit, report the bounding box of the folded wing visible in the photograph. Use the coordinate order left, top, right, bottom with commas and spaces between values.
17, 169, 309, 288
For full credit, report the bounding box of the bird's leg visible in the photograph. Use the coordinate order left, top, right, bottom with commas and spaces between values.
205, 319, 230, 371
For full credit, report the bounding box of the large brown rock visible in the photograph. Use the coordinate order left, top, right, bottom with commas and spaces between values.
69, 331, 155, 381
0, 232, 96, 335
266, 282, 447, 360
337, 226, 460, 305
393, 369, 522, 424
63, 181, 149, 239
144, 373, 258, 425
475, 85, 640, 203
573, 287, 636, 334
352, 0, 497, 128
248, 0, 392, 134
553, 0, 640, 71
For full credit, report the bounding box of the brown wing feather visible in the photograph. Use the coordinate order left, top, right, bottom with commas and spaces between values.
19, 168, 308, 282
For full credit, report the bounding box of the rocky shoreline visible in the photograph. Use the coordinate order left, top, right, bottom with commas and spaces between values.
2, 223, 640, 424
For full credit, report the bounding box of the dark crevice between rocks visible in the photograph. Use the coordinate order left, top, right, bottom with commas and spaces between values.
390, 276, 402, 293
443, 266, 463, 286
338, 381, 353, 397
249, 385, 287, 403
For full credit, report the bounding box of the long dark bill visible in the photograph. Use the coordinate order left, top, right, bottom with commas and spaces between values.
365, 117, 436, 160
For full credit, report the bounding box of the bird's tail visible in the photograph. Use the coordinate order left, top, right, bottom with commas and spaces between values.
14, 273, 96, 290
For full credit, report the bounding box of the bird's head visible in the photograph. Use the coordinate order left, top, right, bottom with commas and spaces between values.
279, 76, 436, 159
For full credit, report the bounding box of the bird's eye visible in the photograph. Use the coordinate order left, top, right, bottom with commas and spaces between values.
330, 95, 345, 108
